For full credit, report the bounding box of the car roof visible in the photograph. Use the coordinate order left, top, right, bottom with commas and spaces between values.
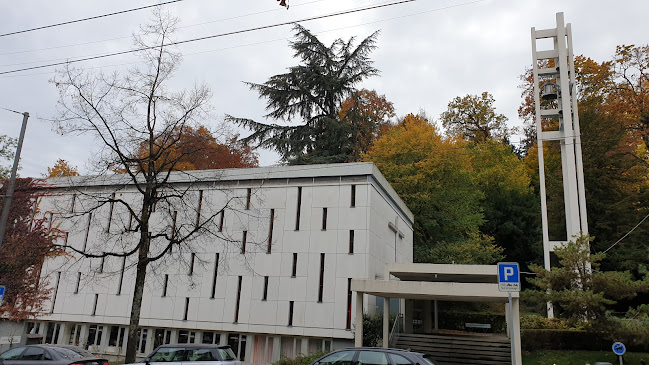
337, 347, 426, 357
155, 344, 233, 349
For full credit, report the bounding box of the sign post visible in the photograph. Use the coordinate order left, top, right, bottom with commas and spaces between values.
0, 286, 5, 306
498, 263, 520, 365
612, 341, 626, 365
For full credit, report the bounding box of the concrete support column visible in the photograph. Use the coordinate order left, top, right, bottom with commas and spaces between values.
354, 292, 363, 347
423, 301, 432, 333
505, 303, 510, 338
57, 323, 68, 345
434, 300, 439, 330
219, 333, 227, 346
513, 297, 522, 365
78, 324, 88, 348
146, 328, 154, 355
382, 297, 390, 348
299, 336, 308, 356
404, 299, 414, 334
271, 335, 281, 363
99, 325, 109, 353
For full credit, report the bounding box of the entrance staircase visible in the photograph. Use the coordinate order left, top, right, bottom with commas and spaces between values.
393, 332, 512, 365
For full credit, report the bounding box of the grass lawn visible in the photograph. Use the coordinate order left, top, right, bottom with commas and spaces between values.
523, 350, 649, 364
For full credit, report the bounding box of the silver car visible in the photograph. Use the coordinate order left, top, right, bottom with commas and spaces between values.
124, 344, 240, 365
0, 345, 109, 365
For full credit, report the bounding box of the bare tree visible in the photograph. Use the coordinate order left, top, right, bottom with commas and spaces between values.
50, 11, 254, 363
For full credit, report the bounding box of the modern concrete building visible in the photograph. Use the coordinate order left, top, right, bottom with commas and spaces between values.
11, 162, 413, 362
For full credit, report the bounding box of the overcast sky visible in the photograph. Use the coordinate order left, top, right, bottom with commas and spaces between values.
1, 0, 648, 177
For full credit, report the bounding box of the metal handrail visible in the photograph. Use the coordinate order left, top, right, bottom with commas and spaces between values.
388, 313, 403, 347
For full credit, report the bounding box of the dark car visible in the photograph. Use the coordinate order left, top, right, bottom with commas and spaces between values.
0, 344, 109, 365
310, 348, 437, 365
122, 344, 241, 365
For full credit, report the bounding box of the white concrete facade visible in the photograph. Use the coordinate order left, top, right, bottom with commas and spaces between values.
29, 163, 413, 362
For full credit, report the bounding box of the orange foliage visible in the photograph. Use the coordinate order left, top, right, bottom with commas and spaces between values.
46, 159, 80, 178
339, 89, 395, 161
134, 125, 258, 172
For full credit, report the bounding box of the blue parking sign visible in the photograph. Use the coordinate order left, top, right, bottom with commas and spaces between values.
0, 285, 4, 306
497, 262, 520, 292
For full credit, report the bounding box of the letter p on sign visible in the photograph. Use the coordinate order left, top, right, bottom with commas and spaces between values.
498, 263, 520, 292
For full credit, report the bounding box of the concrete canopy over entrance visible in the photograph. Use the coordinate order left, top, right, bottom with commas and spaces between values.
351, 263, 521, 364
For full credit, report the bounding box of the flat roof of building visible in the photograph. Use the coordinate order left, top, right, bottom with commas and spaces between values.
46, 162, 414, 225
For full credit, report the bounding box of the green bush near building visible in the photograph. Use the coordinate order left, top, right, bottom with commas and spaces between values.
523, 350, 649, 365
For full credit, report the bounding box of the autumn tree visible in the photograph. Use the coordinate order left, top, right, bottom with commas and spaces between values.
134, 124, 258, 171
440, 92, 511, 143
470, 141, 542, 267
519, 47, 649, 274
0, 178, 62, 320
226, 25, 381, 165
362, 113, 503, 264
46, 159, 80, 178
525, 234, 649, 325
51, 11, 247, 363
339, 89, 395, 161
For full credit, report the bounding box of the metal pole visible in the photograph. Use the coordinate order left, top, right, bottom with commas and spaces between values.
508, 292, 517, 365
0, 112, 29, 249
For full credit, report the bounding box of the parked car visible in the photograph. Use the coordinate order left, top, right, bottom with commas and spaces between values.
0, 344, 109, 365
309, 347, 437, 365
123, 344, 240, 365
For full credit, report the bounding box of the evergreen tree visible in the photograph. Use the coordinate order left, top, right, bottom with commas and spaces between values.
226, 25, 380, 164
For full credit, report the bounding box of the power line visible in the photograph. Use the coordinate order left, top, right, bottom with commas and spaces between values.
0, 0, 328, 57
0, 106, 23, 115
601, 212, 649, 254
1, 0, 384, 69
0, 0, 486, 77
0, 0, 418, 76
0, 0, 185, 38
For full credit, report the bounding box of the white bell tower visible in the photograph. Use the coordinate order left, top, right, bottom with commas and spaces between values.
531, 12, 589, 317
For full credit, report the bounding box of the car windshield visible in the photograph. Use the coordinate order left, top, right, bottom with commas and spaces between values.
149, 347, 187, 362
216, 347, 237, 361
422, 355, 436, 365
50, 347, 93, 359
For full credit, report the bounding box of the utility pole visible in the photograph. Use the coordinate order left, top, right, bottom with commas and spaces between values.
0, 111, 30, 249
531, 13, 588, 318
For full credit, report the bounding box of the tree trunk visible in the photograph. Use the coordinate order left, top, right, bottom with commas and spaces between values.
124, 190, 152, 363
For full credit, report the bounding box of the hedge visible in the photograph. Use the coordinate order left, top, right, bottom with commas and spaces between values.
521, 330, 610, 352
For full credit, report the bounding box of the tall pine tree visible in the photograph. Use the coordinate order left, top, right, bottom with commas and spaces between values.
226, 25, 380, 164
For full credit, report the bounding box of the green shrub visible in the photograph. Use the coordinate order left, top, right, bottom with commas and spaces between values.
363, 313, 395, 347
437, 311, 507, 333
521, 329, 609, 351
520, 314, 571, 330
273, 350, 328, 365
595, 316, 649, 352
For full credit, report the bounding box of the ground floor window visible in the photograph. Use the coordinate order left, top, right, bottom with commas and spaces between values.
108, 326, 126, 348
154, 329, 172, 349
252, 335, 274, 364
137, 328, 148, 354
86, 324, 104, 350
308, 338, 331, 354
26, 322, 41, 335
178, 330, 196, 344
201, 331, 219, 345
68, 324, 82, 346
280, 337, 302, 359
228, 333, 247, 361
45, 323, 61, 344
